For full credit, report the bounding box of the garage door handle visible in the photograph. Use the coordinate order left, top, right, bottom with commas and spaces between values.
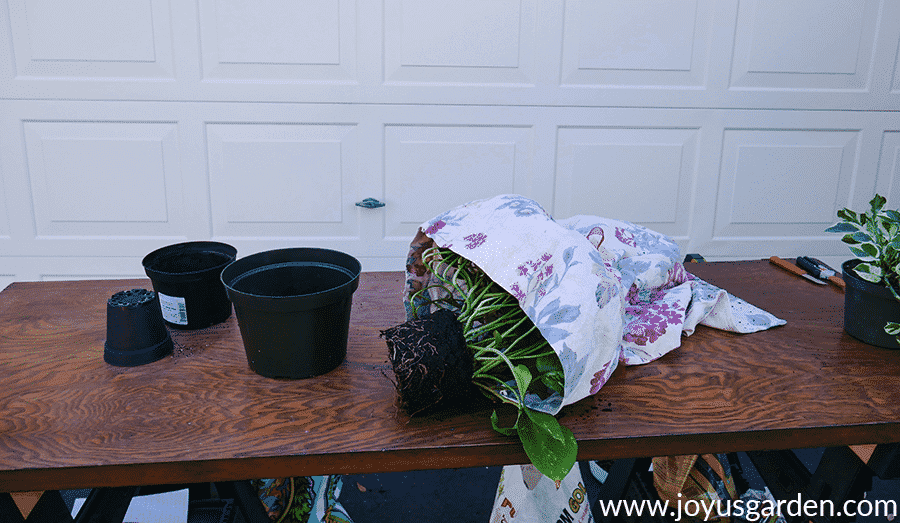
355, 198, 385, 209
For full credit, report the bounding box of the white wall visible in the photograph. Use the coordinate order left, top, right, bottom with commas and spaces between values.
1, 0, 899, 289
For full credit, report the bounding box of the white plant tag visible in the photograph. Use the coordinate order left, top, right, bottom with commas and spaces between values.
158, 292, 188, 325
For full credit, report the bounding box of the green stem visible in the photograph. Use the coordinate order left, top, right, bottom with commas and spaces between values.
417, 244, 558, 403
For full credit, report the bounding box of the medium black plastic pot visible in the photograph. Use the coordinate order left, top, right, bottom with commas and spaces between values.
221, 248, 362, 379
142, 241, 237, 330
843, 259, 900, 349
104, 289, 174, 367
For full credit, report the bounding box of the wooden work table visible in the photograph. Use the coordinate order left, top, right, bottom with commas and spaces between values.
1, 260, 899, 496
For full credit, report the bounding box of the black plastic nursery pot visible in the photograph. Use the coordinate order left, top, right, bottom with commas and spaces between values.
843, 259, 900, 349
221, 248, 362, 379
104, 289, 174, 367
142, 241, 237, 330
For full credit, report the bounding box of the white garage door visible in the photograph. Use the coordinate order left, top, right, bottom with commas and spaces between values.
1, 0, 899, 288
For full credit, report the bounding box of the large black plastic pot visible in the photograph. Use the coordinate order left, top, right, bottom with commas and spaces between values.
843, 259, 900, 349
221, 248, 361, 379
142, 241, 237, 330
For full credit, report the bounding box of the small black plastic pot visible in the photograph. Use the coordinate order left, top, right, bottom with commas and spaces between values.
221, 248, 361, 379
842, 259, 900, 349
104, 289, 174, 367
142, 241, 237, 330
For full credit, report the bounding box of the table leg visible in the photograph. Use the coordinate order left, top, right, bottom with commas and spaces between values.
0, 492, 27, 523
747, 448, 873, 523
869, 442, 900, 480
214, 481, 272, 523
0, 490, 74, 523
2, 488, 141, 523
71, 487, 138, 523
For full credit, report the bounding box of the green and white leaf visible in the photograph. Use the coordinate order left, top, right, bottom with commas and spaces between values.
849, 246, 874, 260
849, 231, 874, 245
854, 262, 883, 283
825, 222, 858, 233
837, 209, 860, 224
871, 194, 887, 213
861, 243, 880, 258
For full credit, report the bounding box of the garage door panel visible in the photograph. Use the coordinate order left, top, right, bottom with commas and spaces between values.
383, 0, 534, 86
730, 0, 881, 91
714, 129, 859, 239
7, 0, 175, 80
877, 132, 900, 206
553, 127, 698, 242
383, 124, 534, 240
23, 121, 184, 238
206, 123, 360, 239
198, 0, 357, 84
560, 0, 715, 89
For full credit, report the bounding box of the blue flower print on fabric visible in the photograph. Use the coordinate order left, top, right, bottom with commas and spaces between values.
528, 298, 581, 345
496, 195, 553, 218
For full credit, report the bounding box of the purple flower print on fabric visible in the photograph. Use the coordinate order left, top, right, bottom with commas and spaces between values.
463, 232, 487, 249
623, 287, 686, 346
590, 359, 614, 395
517, 253, 553, 277
586, 226, 605, 249
615, 227, 636, 247
425, 220, 446, 235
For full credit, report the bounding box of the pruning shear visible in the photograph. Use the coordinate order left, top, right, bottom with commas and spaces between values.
795, 257, 845, 289
770, 256, 845, 289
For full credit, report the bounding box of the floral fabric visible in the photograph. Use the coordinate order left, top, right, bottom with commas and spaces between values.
405, 194, 785, 415
254, 475, 352, 523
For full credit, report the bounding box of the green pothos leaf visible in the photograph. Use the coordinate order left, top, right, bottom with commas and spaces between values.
517, 407, 578, 483
885, 210, 900, 223
837, 208, 860, 224
536, 354, 566, 394
826, 222, 858, 233
854, 263, 884, 283
490, 409, 518, 436
540, 371, 566, 395
885, 322, 900, 336
849, 246, 874, 260
511, 364, 532, 404
871, 194, 888, 214
849, 231, 874, 245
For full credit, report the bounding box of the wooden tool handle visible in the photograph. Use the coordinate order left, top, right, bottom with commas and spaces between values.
827, 275, 846, 290
769, 256, 806, 276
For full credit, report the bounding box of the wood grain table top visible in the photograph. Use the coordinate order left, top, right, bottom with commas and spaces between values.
2, 260, 899, 493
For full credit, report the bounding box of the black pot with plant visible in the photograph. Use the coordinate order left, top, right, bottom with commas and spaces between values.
826, 194, 900, 348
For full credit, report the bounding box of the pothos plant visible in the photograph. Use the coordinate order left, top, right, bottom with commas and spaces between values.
381, 245, 577, 483
825, 194, 900, 340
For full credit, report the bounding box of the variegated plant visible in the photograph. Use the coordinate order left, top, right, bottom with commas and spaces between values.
826, 194, 900, 339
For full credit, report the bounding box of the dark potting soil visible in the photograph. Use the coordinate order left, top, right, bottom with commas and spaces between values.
381, 308, 473, 415
108, 288, 156, 308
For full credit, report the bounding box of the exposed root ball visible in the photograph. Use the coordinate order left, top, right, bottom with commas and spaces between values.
381, 308, 473, 415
